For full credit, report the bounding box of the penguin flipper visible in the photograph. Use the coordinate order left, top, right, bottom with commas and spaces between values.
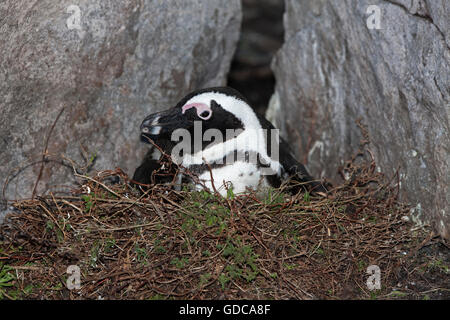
131, 156, 160, 188
254, 113, 328, 194
285, 163, 328, 194
279, 137, 328, 195
132, 147, 180, 192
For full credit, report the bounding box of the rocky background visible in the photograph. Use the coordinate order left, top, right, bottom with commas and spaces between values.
1, 0, 448, 239
0, 0, 241, 202
268, 0, 449, 239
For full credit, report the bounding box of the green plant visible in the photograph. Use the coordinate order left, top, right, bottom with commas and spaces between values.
199, 273, 212, 286
90, 240, 100, 268
82, 194, 93, 212
227, 187, 235, 199
221, 239, 259, 285
389, 290, 407, 298
104, 238, 116, 254
428, 258, 449, 273
0, 264, 15, 299
303, 191, 310, 203
135, 245, 148, 264
264, 188, 285, 205
153, 239, 166, 254
218, 273, 230, 289
170, 257, 189, 269
45, 220, 64, 243
283, 263, 297, 270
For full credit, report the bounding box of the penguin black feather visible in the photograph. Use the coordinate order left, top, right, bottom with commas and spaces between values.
132, 87, 328, 195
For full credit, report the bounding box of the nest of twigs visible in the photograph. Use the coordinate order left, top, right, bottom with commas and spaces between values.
1, 140, 433, 300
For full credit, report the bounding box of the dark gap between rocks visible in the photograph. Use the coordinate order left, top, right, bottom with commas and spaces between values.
228, 0, 285, 116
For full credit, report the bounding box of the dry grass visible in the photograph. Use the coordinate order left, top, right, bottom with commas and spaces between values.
0, 139, 445, 300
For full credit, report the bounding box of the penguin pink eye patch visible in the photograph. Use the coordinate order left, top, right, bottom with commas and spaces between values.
181, 102, 212, 120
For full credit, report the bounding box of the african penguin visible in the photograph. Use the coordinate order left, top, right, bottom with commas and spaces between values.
132, 87, 327, 196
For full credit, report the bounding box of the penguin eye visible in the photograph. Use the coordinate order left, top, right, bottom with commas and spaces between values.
199, 110, 211, 120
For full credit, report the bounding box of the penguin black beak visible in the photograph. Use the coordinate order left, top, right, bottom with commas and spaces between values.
140, 107, 191, 144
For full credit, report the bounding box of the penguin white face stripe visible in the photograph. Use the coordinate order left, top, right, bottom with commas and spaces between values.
174, 92, 280, 174
172, 91, 282, 176
184, 92, 262, 130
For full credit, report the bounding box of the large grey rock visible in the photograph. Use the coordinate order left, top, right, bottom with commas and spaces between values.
270, 0, 449, 238
0, 1, 241, 203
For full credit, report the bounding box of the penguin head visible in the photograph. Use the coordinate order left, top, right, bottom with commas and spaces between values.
139, 87, 263, 155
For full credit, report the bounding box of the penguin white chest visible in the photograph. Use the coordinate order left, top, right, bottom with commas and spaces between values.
195, 161, 265, 196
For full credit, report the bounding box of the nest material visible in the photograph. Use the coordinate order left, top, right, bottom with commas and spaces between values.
1, 142, 434, 300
